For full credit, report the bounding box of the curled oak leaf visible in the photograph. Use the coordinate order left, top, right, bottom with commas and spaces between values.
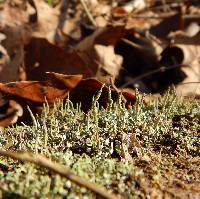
0, 73, 82, 124
161, 44, 200, 66
160, 44, 200, 97
0, 81, 66, 104
0, 73, 82, 104
69, 78, 136, 112
46, 72, 83, 91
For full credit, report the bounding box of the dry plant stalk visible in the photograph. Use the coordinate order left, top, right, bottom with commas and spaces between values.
0, 150, 118, 199
79, 0, 97, 27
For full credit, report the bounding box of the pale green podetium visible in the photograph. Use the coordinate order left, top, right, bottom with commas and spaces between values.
0, 89, 199, 198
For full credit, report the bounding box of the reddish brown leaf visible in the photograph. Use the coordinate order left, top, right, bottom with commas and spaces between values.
94, 26, 125, 46
24, 37, 95, 81
69, 78, 136, 112
112, 7, 128, 18
0, 73, 82, 125
76, 26, 125, 50
121, 91, 137, 108
0, 81, 68, 104
0, 73, 82, 104
46, 72, 83, 90
25, 32, 124, 84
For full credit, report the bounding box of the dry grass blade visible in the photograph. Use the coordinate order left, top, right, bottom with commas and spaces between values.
79, 0, 97, 27
0, 150, 118, 199
120, 64, 187, 88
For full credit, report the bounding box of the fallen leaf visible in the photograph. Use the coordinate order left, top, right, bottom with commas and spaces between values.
74, 26, 125, 83
176, 61, 200, 98
0, 1, 32, 83
0, 41, 10, 83
112, 7, 128, 18
160, 43, 200, 97
0, 72, 82, 125
169, 32, 200, 45
24, 37, 94, 81
123, 0, 146, 13
25, 32, 123, 84
89, 1, 111, 27
30, 0, 82, 43
0, 26, 26, 83
0, 0, 29, 27
94, 45, 123, 83
69, 78, 136, 112
183, 22, 199, 37
30, 0, 59, 41
161, 44, 200, 65
75, 26, 125, 51
0, 72, 82, 103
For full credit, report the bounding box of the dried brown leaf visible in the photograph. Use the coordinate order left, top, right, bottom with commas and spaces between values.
0, 73, 82, 103
0, 72, 82, 125
94, 45, 123, 83
75, 26, 125, 51
161, 44, 200, 97
24, 37, 94, 81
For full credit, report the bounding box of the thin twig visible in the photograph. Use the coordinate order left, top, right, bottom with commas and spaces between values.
109, 76, 120, 93
180, 81, 200, 85
79, 0, 97, 27
147, 2, 180, 11
130, 14, 200, 20
121, 38, 145, 51
0, 150, 118, 199
121, 64, 188, 88
130, 15, 173, 19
